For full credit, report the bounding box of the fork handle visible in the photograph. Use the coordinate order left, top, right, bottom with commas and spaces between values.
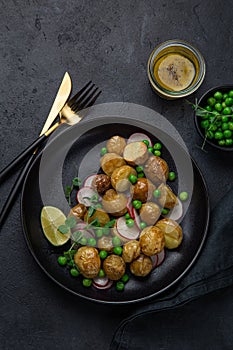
0, 134, 47, 184
0, 153, 36, 226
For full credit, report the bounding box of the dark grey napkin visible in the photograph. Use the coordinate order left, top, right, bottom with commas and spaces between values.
110, 186, 233, 349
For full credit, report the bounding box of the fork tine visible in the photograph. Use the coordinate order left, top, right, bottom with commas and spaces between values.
69, 83, 96, 109
67, 81, 92, 108
73, 87, 101, 112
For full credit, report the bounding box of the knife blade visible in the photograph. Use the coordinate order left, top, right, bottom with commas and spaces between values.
0, 72, 72, 183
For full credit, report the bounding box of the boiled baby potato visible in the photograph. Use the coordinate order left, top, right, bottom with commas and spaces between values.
122, 240, 141, 263
157, 183, 178, 209
139, 226, 165, 256
92, 174, 111, 195
156, 218, 183, 249
100, 153, 126, 176
130, 254, 153, 277
123, 141, 149, 166
131, 177, 155, 202
144, 156, 169, 185
139, 202, 161, 225
106, 135, 126, 155
74, 246, 101, 278
102, 189, 128, 216
69, 203, 87, 221
103, 254, 126, 280
111, 165, 137, 192
84, 208, 110, 227
97, 236, 114, 253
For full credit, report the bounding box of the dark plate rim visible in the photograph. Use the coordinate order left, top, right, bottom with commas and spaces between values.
21, 118, 210, 305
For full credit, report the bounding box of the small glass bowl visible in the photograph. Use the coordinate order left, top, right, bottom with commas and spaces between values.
147, 39, 206, 99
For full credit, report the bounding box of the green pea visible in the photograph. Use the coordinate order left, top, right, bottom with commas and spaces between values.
87, 237, 97, 246
143, 139, 149, 147
57, 256, 67, 266
223, 93, 229, 100
225, 139, 233, 146
129, 174, 137, 184
179, 192, 189, 201
113, 246, 123, 255
214, 91, 223, 100
153, 189, 161, 198
207, 97, 216, 106
214, 103, 223, 112
125, 212, 131, 220
112, 236, 121, 247
200, 113, 209, 120
102, 227, 110, 236
228, 90, 233, 98
218, 140, 226, 146
116, 281, 125, 291
154, 150, 161, 157
137, 172, 145, 178
205, 105, 212, 112
99, 250, 108, 259
223, 107, 232, 115
121, 274, 129, 283
222, 116, 229, 123
95, 228, 103, 238
83, 278, 92, 287
161, 208, 169, 215
228, 122, 233, 131
126, 218, 135, 227
214, 131, 223, 140
200, 120, 209, 129
70, 268, 80, 277
136, 165, 144, 173
222, 122, 229, 131
225, 97, 233, 106
100, 147, 107, 156
133, 200, 142, 210
153, 142, 162, 150
98, 269, 105, 278
168, 171, 176, 181
148, 146, 154, 153
80, 237, 87, 245
139, 222, 147, 229
223, 130, 232, 138
209, 124, 218, 132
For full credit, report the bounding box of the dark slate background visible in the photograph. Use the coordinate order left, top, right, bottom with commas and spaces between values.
0, 1, 233, 349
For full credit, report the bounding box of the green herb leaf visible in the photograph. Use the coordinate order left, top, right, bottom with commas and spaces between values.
58, 224, 69, 234
104, 219, 116, 228
87, 206, 96, 218
72, 177, 82, 187
65, 217, 77, 229
72, 230, 83, 242
65, 185, 72, 197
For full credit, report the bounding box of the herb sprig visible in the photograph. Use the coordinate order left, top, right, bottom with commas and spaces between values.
65, 177, 82, 205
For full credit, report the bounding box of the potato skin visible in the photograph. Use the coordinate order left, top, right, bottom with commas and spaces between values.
92, 174, 111, 195
97, 236, 114, 252
74, 247, 100, 278
69, 203, 87, 221
122, 240, 141, 263
111, 165, 137, 192
123, 141, 149, 166
144, 156, 169, 185
103, 254, 126, 280
156, 218, 183, 249
102, 189, 128, 216
100, 153, 126, 176
139, 202, 161, 225
139, 226, 165, 256
84, 208, 110, 227
106, 135, 126, 155
130, 254, 153, 277
131, 177, 156, 202
157, 183, 178, 209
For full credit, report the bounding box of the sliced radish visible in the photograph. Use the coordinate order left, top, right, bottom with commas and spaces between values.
156, 249, 165, 266
71, 228, 94, 241
116, 216, 140, 241
126, 198, 135, 219
77, 186, 98, 207
127, 133, 152, 147
93, 278, 113, 290
72, 222, 95, 237
132, 208, 141, 230
83, 174, 97, 188
151, 255, 158, 269
163, 199, 183, 222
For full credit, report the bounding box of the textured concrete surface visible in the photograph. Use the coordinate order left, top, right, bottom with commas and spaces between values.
0, 0, 233, 349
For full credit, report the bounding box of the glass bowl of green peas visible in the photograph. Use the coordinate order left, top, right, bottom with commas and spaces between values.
194, 85, 233, 151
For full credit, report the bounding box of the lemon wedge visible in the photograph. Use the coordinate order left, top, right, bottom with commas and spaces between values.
40, 206, 71, 246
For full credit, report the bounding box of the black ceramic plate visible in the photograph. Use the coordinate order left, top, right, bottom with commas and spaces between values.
21, 117, 209, 304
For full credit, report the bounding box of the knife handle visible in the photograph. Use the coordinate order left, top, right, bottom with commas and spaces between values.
0, 153, 36, 227
0, 134, 47, 184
